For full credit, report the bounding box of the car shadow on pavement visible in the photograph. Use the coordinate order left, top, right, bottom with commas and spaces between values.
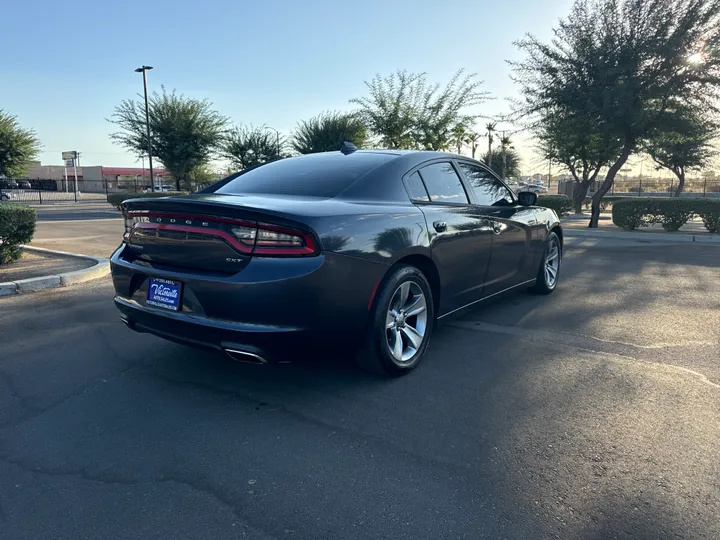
458, 243, 720, 347
128, 319, 719, 539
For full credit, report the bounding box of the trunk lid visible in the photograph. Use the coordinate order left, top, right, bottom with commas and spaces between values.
121, 195, 319, 273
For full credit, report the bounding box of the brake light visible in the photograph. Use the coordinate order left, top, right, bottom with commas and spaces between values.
229, 225, 257, 248
123, 211, 317, 256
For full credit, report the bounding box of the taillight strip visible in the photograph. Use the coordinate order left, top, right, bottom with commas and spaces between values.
128, 215, 318, 257
134, 222, 254, 253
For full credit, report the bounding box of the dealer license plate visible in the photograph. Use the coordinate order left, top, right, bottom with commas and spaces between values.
147, 278, 182, 311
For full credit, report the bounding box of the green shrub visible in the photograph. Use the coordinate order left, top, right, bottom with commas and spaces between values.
107, 191, 188, 209
694, 199, 720, 233
612, 198, 720, 233
0, 203, 37, 265
655, 199, 695, 231
611, 198, 657, 230
537, 195, 573, 217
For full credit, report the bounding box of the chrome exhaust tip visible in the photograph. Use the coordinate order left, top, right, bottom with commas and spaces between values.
224, 349, 267, 364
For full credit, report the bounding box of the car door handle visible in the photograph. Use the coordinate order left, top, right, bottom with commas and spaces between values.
433, 221, 447, 233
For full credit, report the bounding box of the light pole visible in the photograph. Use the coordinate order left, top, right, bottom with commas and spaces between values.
266, 126, 281, 157
135, 65, 154, 192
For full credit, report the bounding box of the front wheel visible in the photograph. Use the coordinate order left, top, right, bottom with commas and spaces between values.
356, 265, 434, 376
532, 231, 561, 294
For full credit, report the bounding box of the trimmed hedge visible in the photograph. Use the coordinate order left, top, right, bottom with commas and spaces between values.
107, 191, 188, 209
695, 199, 720, 233
612, 198, 720, 233
537, 195, 573, 217
582, 196, 635, 211
0, 203, 37, 265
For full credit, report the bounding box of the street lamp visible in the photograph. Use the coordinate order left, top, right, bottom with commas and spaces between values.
266, 126, 281, 156
135, 65, 154, 192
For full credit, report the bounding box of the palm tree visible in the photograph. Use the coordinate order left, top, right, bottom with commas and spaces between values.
486, 122, 497, 167
451, 124, 468, 154
500, 135, 513, 179
464, 131, 482, 159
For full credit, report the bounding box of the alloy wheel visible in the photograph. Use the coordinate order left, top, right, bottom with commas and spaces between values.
385, 281, 428, 363
545, 237, 560, 288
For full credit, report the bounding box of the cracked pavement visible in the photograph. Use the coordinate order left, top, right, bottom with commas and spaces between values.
1, 238, 719, 539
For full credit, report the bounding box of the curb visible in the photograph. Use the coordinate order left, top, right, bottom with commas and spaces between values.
563, 228, 720, 243
0, 246, 110, 297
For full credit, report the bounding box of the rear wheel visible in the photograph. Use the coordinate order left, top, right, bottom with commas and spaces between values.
532, 231, 561, 294
356, 265, 434, 376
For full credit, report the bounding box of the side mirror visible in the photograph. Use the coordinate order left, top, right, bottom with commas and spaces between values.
517, 191, 538, 206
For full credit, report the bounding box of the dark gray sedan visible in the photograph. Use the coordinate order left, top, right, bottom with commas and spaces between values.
111, 148, 562, 375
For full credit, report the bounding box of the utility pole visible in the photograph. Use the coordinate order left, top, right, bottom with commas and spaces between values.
548, 159, 552, 185
135, 65, 155, 192
501, 130, 507, 180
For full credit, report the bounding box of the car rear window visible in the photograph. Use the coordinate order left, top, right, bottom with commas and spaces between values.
215, 152, 395, 198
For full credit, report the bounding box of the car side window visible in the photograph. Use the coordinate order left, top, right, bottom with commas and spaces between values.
404, 172, 430, 202
458, 163, 515, 206
417, 162, 469, 204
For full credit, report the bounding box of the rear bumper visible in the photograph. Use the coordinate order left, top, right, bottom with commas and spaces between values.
115, 297, 307, 361
110, 245, 389, 361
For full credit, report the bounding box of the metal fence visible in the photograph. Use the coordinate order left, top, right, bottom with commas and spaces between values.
589, 178, 720, 197
0, 178, 185, 204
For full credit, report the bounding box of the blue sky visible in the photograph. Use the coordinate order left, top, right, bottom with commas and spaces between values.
1, 0, 573, 174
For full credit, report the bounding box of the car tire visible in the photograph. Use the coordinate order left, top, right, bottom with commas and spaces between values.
531, 231, 561, 294
356, 265, 435, 376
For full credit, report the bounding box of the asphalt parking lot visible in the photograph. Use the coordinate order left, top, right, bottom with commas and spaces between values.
1, 238, 719, 539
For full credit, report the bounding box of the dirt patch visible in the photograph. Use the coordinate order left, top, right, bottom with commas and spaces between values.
0, 250, 94, 283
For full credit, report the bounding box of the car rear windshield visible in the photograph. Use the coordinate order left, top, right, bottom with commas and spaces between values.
215, 152, 395, 198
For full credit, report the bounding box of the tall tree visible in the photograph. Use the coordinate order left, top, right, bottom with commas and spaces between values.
222, 125, 286, 171
0, 110, 41, 178
464, 130, 482, 159
351, 69, 488, 150
451, 123, 468, 154
536, 110, 622, 212
109, 88, 228, 190
350, 70, 424, 149
292, 112, 368, 154
512, 0, 720, 227
644, 104, 717, 196
482, 147, 522, 179
499, 135, 513, 179
485, 122, 497, 167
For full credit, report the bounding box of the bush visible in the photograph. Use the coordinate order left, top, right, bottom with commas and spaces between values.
694, 199, 720, 233
0, 203, 37, 265
612, 198, 654, 230
107, 191, 188, 210
537, 195, 573, 217
612, 198, 720, 233
655, 199, 694, 231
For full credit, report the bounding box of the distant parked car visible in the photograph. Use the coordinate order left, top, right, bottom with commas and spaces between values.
518, 183, 548, 195
0, 192, 17, 201
0, 180, 19, 190
17, 180, 31, 189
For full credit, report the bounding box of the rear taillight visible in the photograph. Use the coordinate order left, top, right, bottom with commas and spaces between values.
251, 223, 316, 255
123, 212, 147, 241
124, 211, 317, 257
